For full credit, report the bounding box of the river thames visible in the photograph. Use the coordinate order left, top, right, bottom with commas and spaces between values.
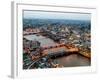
24, 34, 90, 67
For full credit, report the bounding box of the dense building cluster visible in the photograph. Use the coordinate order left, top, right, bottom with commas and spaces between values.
23, 19, 91, 69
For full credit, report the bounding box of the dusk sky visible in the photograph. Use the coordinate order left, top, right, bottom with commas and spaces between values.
23, 10, 91, 21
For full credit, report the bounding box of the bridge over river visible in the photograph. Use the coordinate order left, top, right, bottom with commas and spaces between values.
31, 43, 90, 61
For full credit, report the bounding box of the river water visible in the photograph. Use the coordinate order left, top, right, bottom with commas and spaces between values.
24, 35, 58, 47
24, 34, 90, 67
54, 54, 90, 67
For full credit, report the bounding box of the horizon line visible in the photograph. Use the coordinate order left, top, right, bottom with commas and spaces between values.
23, 18, 91, 21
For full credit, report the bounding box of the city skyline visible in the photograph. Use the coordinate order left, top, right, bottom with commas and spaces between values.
23, 10, 91, 21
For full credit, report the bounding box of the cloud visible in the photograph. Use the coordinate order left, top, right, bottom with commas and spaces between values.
23, 10, 91, 21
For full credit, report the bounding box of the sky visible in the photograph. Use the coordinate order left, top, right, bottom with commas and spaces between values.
23, 10, 91, 21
